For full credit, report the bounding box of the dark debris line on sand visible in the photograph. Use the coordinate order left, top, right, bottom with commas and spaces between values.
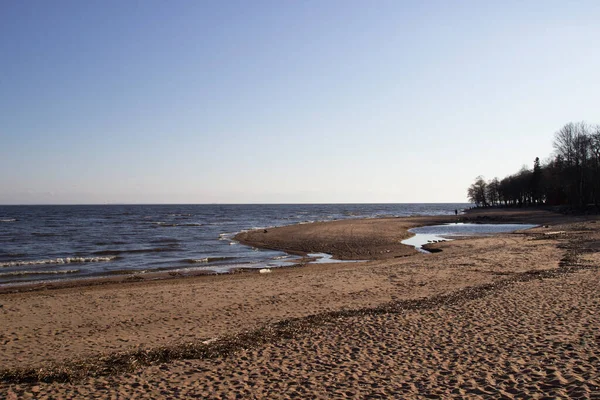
0, 230, 597, 385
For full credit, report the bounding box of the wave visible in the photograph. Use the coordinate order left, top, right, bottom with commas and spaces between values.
250, 226, 271, 231
0, 252, 26, 258
156, 263, 255, 274
106, 269, 144, 275
94, 241, 128, 246
183, 257, 237, 264
93, 247, 177, 256
151, 222, 175, 227
218, 232, 234, 240
150, 238, 181, 244
0, 256, 117, 268
151, 222, 202, 227
0, 218, 16, 222
0, 269, 80, 277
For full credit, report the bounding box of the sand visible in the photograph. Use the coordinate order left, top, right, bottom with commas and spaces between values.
1, 208, 599, 398
234, 208, 571, 260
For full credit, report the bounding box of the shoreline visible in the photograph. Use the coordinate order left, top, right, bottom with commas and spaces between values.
1, 208, 599, 397
0, 211, 458, 292
0, 207, 582, 294
234, 207, 580, 260
0, 208, 466, 292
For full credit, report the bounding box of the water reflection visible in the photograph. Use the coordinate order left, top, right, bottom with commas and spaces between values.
402, 223, 538, 253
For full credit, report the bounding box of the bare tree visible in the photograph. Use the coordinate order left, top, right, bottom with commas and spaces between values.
470, 121, 599, 209
589, 125, 600, 205
468, 176, 488, 207
552, 122, 593, 206
486, 177, 500, 206
553, 122, 577, 166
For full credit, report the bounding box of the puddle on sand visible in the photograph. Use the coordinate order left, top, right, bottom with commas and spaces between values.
307, 253, 365, 264
402, 233, 450, 253
402, 223, 538, 253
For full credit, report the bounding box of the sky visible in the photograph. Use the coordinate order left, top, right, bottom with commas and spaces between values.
1, 0, 599, 204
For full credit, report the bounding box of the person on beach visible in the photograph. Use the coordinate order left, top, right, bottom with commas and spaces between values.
455, 209, 458, 215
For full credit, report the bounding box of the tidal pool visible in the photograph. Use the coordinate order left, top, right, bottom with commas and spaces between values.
402, 223, 538, 253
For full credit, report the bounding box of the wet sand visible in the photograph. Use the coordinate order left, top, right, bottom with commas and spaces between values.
234, 208, 567, 260
1, 208, 599, 398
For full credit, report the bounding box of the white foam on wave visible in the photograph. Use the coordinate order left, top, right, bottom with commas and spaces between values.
0, 256, 117, 268
185, 257, 236, 264
250, 225, 275, 231
0, 269, 80, 277
167, 263, 254, 274
0, 218, 16, 222
152, 222, 177, 227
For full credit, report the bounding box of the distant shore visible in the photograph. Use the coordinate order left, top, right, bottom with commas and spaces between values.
1, 208, 599, 398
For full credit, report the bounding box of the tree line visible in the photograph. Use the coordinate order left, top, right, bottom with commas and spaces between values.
468, 121, 600, 208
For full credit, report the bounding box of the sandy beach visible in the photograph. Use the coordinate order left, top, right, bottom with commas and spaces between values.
1, 208, 599, 398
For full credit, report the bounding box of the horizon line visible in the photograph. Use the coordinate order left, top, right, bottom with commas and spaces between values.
0, 201, 472, 206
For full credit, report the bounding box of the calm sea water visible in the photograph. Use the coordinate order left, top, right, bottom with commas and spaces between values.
0, 203, 468, 286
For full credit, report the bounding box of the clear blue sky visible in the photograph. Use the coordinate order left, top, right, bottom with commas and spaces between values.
1, 0, 599, 204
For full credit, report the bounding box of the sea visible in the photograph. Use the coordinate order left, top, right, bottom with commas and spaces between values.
0, 203, 469, 286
